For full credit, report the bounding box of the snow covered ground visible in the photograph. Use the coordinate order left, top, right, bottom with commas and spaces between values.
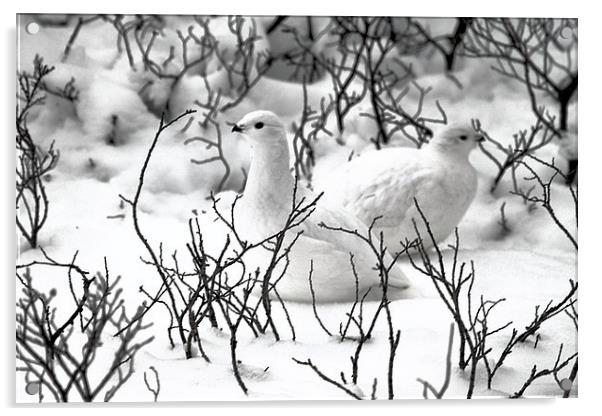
16, 15, 577, 402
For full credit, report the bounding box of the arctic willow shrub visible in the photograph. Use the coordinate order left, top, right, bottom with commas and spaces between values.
16, 56, 61, 249
16, 257, 154, 402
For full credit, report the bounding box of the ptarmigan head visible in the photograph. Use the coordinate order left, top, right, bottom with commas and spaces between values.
231, 110, 286, 146
429, 124, 485, 156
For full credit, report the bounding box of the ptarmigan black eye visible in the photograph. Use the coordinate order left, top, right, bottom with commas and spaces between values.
255, 122, 264, 129
459, 135, 467, 141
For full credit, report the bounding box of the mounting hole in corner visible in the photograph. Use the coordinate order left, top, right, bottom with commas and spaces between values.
26, 22, 40, 35
560, 378, 573, 392
25, 381, 40, 395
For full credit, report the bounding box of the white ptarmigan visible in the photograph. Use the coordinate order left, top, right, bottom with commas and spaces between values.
321, 124, 483, 255
230, 110, 411, 303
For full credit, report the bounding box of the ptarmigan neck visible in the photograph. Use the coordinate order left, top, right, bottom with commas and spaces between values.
243, 138, 294, 213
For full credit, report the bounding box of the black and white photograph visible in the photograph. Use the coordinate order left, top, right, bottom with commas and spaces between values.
14, 8, 579, 403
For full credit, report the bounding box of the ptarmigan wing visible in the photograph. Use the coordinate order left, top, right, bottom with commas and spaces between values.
295, 187, 411, 289
327, 149, 436, 228
297, 188, 376, 253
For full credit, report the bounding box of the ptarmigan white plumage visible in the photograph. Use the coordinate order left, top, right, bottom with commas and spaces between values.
230, 110, 411, 303
321, 124, 483, 255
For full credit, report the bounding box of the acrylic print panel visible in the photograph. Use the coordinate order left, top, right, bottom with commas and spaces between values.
16, 14, 577, 402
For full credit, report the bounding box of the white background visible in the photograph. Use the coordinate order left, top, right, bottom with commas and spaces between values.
2, 0, 599, 414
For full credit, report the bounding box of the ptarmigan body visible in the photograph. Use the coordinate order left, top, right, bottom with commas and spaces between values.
230, 110, 411, 303
321, 124, 483, 255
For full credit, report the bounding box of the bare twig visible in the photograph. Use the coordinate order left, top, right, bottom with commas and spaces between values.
16, 56, 61, 249
292, 358, 362, 400
465, 18, 577, 134
417, 323, 455, 399
143, 366, 160, 402
184, 117, 231, 192
511, 344, 577, 398
511, 155, 577, 249
16, 258, 153, 402
411, 18, 473, 72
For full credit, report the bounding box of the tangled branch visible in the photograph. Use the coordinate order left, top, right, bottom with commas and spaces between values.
16, 256, 153, 402
16, 56, 61, 249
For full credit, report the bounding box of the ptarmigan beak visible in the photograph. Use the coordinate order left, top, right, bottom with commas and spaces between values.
231, 124, 244, 133
477, 135, 485, 143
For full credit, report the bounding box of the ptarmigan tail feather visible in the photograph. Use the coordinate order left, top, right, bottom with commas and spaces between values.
366, 266, 414, 302
387, 266, 419, 301
388, 265, 411, 290
388, 284, 421, 300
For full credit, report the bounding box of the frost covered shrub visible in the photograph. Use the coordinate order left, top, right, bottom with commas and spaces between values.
16, 56, 61, 249
16, 256, 154, 402
465, 18, 577, 133
465, 19, 578, 189
286, 17, 445, 147
410, 17, 474, 72
407, 199, 577, 398
64, 15, 275, 117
